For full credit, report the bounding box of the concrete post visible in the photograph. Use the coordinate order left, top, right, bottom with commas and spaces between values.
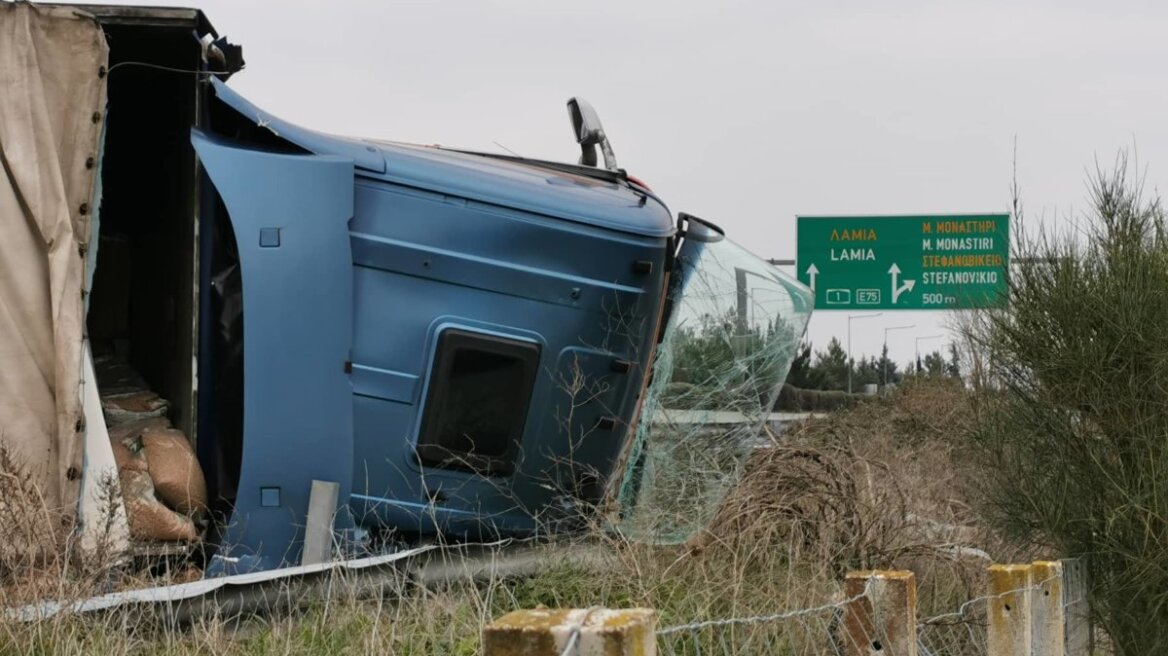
1060, 558, 1091, 656
987, 564, 1033, 656
841, 570, 918, 656
1030, 561, 1064, 656
482, 608, 656, 656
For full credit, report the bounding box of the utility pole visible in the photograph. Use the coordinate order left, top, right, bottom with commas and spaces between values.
882, 324, 915, 386
847, 313, 882, 393
915, 334, 944, 373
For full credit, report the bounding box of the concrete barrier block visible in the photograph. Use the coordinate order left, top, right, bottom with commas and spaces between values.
482, 607, 657, 656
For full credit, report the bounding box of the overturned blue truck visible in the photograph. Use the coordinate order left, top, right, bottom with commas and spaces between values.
1, 3, 813, 577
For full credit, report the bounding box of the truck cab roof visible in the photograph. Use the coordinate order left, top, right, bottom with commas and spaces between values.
210, 79, 675, 238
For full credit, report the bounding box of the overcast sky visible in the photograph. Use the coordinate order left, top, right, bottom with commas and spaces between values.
102, 0, 1168, 365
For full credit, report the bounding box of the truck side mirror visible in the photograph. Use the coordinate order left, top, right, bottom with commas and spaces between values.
678, 212, 725, 243
567, 97, 619, 171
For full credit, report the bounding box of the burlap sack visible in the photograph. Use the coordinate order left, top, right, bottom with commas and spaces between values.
119, 468, 197, 542
101, 391, 168, 425
110, 432, 197, 542
108, 415, 171, 446
140, 427, 207, 515
109, 437, 145, 474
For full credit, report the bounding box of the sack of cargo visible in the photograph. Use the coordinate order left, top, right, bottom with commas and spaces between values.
108, 416, 171, 447
109, 437, 146, 474
110, 435, 197, 542
141, 427, 207, 515
101, 391, 168, 425
119, 468, 197, 542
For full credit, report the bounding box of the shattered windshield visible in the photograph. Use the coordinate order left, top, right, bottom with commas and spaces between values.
615, 234, 814, 543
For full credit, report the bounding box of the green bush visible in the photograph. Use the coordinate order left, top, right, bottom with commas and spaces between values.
967, 157, 1168, 654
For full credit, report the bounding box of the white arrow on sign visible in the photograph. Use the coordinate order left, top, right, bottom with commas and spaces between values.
888, 262, 916, 304
805, 263, 819, 292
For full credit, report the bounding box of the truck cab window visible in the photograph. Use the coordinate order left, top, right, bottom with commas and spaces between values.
416, 329, 540, 476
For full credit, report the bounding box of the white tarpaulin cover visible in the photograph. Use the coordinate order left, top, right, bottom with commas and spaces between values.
0, 2, 108, 523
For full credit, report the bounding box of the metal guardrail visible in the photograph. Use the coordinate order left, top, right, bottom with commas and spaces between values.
7, 538, 598, 624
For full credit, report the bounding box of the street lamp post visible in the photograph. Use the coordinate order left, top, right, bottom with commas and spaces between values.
882, 324, 915, 386
915, 334, 945, 373
847, 313, 882, 393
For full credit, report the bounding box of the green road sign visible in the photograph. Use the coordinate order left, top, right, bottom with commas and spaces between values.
796, 214, 1009, 310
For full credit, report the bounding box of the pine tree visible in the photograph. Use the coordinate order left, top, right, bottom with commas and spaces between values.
876, 343, 900, 385
812, 337, 849, 391
946, 342, 962, 379
923, 350, 946, 376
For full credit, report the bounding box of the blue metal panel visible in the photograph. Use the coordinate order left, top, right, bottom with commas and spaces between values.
345, 173, 669, 537
210, 79, 386, 174
512, 346, 634, 504
351, 364, 418, 405
350, 232, 643, 310
364, 143, 676, 238
192, 130, 356, 573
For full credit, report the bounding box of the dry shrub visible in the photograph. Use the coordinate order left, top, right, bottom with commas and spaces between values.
0, 446, 130, 607
0, 446, 67, 587
697, 378, 1030, 615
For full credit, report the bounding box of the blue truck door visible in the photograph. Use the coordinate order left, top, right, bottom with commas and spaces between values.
193, 130, 355, 573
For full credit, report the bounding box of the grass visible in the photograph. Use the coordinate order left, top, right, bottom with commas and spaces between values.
1, 544, 849, 655
1, 379, 1023, 655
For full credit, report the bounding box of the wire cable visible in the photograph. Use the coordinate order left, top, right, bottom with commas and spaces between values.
106, 60, 234, 76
